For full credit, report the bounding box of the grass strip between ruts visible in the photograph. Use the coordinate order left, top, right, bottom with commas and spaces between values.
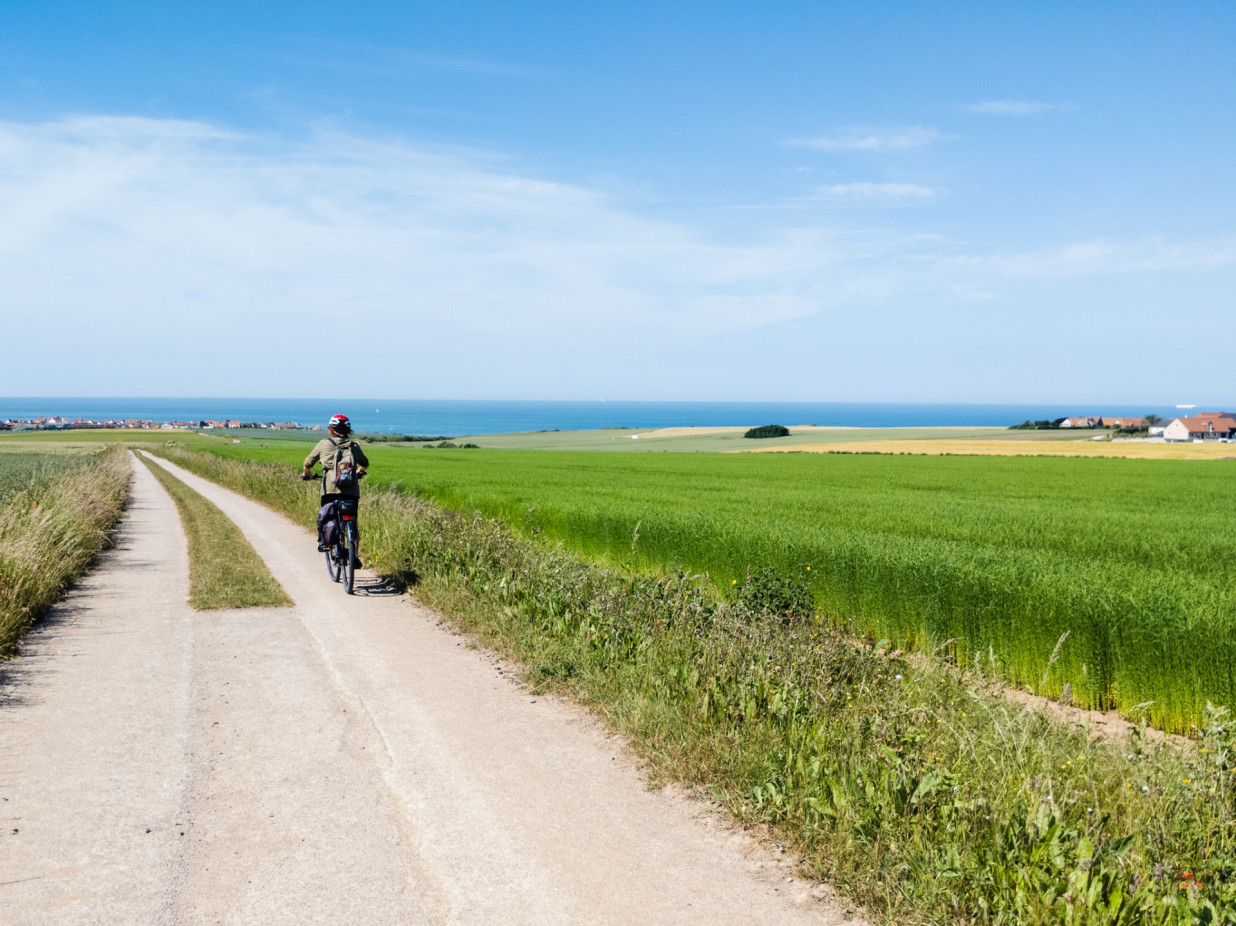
138, 453, 291, 610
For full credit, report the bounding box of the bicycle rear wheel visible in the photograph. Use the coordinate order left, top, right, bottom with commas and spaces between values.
326, 545, 341, 582
342, 523, 356, 594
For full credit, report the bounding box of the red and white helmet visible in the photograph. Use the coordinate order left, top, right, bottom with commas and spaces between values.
328, 414, 351, 433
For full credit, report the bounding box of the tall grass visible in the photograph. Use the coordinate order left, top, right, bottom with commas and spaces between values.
196, 442, 1236, 733
0, 445, 131, 654
0, 452, 91, 505
151, 445, 1236, 924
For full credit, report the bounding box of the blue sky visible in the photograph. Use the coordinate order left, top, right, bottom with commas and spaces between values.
1, 1, 1233, 403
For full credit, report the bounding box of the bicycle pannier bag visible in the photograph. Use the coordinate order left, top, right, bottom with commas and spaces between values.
317, 501, 339, 548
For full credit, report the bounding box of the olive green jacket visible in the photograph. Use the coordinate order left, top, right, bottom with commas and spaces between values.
304, 437, 369, 497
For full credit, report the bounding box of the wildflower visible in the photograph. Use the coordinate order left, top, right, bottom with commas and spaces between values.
1184, 778, 1191, 784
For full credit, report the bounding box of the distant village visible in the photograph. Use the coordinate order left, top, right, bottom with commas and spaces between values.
1023, 411, 1236, 442
4, 411, 1235, 443
0, 417, 320, 432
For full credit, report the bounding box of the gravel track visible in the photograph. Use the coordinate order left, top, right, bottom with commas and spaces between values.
0, 451, 860, 925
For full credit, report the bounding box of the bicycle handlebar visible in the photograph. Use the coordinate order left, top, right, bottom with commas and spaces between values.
302, 469, 366, 482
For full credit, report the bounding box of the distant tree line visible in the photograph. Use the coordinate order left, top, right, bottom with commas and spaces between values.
1009, 414, 1162, 434
1009, 418, 1067, 430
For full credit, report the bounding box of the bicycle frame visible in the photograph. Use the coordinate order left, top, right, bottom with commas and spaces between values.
310, 474, 362, 594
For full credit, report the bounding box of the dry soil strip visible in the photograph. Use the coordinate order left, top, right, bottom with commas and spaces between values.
140, 452, 862, 925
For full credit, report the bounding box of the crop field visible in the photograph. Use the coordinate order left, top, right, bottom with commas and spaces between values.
197, 437, 1236, 732
0, 452, 92, 505
754, 437, 1236, 460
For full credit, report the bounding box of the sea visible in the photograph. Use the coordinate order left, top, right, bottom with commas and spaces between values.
0, 398, 1201, 437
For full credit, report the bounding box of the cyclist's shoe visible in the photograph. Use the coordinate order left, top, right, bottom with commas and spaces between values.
352, 556, 364, 569
318, 542, 330, 552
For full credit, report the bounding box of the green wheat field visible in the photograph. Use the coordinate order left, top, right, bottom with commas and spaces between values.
199, 436, 1236, 733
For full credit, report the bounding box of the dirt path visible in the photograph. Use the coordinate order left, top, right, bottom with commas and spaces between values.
0, 453, 860, 925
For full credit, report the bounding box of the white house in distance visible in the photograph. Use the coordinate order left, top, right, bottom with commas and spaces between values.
1060, 416, 1099, 428
1163, 412, 1236, 442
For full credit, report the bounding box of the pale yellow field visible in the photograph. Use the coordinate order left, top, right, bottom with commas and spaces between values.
743, 439, 1236, 460
632, 424, 850, 439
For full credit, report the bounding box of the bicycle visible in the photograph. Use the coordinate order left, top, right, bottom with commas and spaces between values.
303, 469, 365, 594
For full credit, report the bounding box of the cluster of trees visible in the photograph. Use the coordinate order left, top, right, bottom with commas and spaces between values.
744, 424, 791, 439
1009, 414, 1162, 434
1009, 418, 1067, 430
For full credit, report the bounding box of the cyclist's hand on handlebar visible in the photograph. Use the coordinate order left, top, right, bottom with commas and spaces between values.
301, 470, 317, 481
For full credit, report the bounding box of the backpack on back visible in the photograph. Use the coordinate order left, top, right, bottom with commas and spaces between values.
331, 440, 360, 492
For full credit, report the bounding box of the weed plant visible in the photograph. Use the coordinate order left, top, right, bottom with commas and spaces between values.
197, 443, 1236, 733
151, 445, 1236, 924
0, 445, 130, 654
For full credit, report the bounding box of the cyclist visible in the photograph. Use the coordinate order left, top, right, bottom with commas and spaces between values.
302, 414, 369, 567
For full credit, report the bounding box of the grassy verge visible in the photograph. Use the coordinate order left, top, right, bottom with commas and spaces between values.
137, 453, 291, 610
147, 446, 1236, 924
0, 445, 131, 654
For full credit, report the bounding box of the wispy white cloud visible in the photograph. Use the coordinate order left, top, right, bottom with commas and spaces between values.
785, 126, 944, 152
944, 238, 1236, 277
966, 100, 1072, 115
0, 116, 837, 378
0, 114, 1229, 400
814, 182, 936, 203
